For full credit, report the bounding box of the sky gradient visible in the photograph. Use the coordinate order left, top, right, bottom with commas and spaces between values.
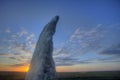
0, 0, 120, 72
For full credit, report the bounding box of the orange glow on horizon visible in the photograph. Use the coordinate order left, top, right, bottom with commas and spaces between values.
1, 63, 120, 72
11, 65, 29, 72
0, 64, 30, 72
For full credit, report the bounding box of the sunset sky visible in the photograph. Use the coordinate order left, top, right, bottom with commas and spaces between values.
0, 0, 120, 72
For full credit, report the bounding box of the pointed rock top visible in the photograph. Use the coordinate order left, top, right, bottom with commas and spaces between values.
51, 15, 59, 23
40, 15, 59, 36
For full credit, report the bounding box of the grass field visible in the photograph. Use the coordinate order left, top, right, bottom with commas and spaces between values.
0, 71, 120, 80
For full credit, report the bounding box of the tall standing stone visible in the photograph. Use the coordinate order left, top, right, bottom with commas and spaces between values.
26, 16, 59, 80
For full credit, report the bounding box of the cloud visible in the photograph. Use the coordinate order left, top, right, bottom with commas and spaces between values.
28, 41, 36, 49
0, 52, 30, 63
9, 57, 16, 59
16, 28, 28, 37
100, 49, 120, 56
99, 44, 120, 56
97, 57, 120, 63
55, 57, 97, 66
54, 24, 105, 66
6, 28, 11, 33
26, 34, 35, 41
1, 24, 120, 67
9, 56, 24, 61
69, 24, 104, 48
0, 27, 35, 66
55, 56, 120, 66
0, 53, 9, 55
54, 24, 120, 66
55, 55, 120, 66
0, 53, 17, 57
9, 63, 28, 67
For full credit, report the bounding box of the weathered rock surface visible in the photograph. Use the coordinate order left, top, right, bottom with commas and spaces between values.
26, 16, 59, 80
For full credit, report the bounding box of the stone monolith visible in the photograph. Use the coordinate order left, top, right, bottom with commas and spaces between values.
26, 16, 59, 80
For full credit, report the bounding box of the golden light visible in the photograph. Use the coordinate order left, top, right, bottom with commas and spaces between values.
25, 66, 29, 72
10, 64, 30, 72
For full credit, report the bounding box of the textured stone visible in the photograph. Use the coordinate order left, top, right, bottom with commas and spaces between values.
26, 16, 59, 80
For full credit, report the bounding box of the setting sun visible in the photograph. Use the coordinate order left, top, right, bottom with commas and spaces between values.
25, 66, 29, 72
